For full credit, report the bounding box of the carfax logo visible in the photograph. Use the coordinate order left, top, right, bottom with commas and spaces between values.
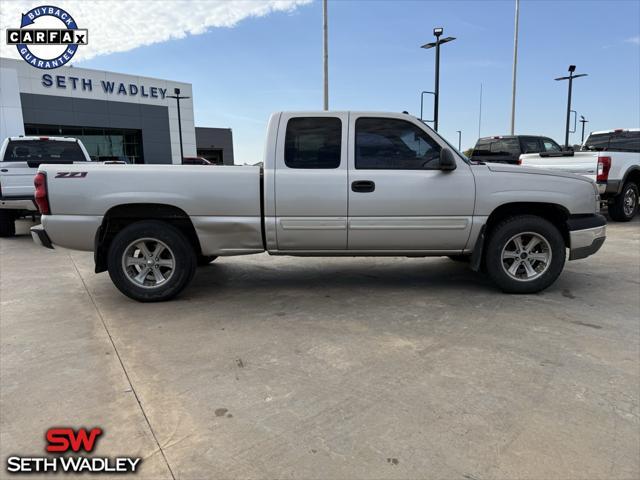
6, 427, 142, 474
5, 5, 88, 69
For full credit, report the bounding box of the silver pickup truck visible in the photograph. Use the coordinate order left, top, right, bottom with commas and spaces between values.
31, 112, 606, 301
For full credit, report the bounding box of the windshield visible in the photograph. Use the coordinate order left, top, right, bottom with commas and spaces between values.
583, 131, 640, 153
2, 140, 85, 162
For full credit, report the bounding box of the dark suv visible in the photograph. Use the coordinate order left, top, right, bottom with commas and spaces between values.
470, 135, 563, 164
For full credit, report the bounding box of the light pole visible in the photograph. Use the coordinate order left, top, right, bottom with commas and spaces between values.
510, 0, 520, 134
555, 65, 587, 149
167, 87, 190, 162
579, 115, 589, 144
323, 0, 328, 111
421, 27, 455, 132
478, 83, 483, 138
456, 130, 462, 150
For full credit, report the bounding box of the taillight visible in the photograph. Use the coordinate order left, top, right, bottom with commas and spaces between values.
34, 172, 50, 214
517, 155, 523, 165
596, 156, 611, 182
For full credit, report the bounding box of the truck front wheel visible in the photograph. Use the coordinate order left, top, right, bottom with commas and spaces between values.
485, 215, 566, 294
0, 210, 16, 237
107, 221, 197, 302
608, 181, 638, 222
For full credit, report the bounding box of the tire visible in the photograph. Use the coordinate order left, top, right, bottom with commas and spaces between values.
107, 220, 197, 302
0, 210, 16, 238
485, 215, 566, 294
608, 181, 638, 222
197, 255, 218, 266
447, 255, 470, 263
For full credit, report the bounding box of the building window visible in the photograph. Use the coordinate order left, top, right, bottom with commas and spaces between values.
24, 124, 144, 164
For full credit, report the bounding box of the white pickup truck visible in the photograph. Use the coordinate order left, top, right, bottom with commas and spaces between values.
31, 112, 606, 301
0, 136, 91, 236
519, 128, 640, 221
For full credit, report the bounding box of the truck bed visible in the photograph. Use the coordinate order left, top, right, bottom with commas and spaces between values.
39, 163, 264, 255
518, 151, 598, 181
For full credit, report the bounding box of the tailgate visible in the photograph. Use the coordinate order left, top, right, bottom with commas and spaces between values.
519, 152, 598, 180
0, 162, 36, 198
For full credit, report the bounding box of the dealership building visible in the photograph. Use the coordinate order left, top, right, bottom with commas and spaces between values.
0, 57, 233, 164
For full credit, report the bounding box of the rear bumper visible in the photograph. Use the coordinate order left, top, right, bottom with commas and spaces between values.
30, 224, 53, 249
0, 196, 37, 212
597, 180, 621, 196
567, 214, 606, 260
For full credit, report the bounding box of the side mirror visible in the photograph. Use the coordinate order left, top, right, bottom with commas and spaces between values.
439, 148, 457, 171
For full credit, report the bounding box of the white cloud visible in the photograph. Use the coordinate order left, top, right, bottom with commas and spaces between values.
0, 0, 311, 62
625, 35, 640, 45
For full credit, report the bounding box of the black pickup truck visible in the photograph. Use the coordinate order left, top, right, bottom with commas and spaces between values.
470, 135, 564, 164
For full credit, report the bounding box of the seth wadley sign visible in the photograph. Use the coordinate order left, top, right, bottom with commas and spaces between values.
41, 73, 168, 99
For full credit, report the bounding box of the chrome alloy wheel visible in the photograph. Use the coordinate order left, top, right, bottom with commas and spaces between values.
121, 238, 175, 288
500, 232, 552, 282
623, 187, 637, 217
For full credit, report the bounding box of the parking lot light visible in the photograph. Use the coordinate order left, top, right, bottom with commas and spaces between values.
167, 87, 190, 162
555, 65, 588, 149
580, 115, 589, 144
421, 27, 456, 132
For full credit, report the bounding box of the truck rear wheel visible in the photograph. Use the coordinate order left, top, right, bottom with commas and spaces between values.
608, 181, 638, 222
0, 210, 16, 238
485, 215, 566, 294
107, 221, 197, 302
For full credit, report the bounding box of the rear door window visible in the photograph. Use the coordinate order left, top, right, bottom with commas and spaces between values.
608, 131, 640, 152
285, 117, 342, 169
473, 138, 520, 157
584, 131, 640, 153
520, 137, 542, 154
2, 140, 85, 163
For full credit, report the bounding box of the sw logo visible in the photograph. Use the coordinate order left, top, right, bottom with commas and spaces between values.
46, 427, 102, 452
5, 427, 142, 474
5, 5, 88, 69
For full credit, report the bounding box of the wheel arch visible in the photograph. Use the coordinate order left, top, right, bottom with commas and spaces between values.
621, 167, 640, 191
471, 202, 571, 272
95, 203, 202, 273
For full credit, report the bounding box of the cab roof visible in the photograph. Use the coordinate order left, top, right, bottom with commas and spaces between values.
7, 136, 77, 142
590, 128, 639, 135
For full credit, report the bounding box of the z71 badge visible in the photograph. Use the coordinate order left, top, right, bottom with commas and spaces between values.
55, 172, 87, 178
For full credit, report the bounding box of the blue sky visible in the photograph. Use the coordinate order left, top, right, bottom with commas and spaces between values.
74, 0, 640, 163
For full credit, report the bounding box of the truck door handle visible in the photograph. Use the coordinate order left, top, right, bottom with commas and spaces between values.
0, 169, 7, 172
351, 180, 375, 193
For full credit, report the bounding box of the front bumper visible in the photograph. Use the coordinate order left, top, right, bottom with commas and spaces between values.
567, 214, 606, 260
30, 224, 53, 249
